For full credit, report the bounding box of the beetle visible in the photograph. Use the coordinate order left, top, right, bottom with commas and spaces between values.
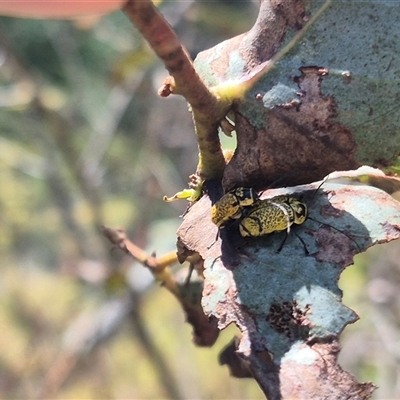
211, 187, 259, 228
238, 196, 308, 238
235, 195, 309, 252
238, 185, 361, 253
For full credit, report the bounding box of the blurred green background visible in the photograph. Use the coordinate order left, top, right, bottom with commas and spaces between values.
0, 1, 399, 399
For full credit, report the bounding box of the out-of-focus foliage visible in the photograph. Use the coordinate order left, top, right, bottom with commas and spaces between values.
0, 1, 399, 399
0, 2, 261, 399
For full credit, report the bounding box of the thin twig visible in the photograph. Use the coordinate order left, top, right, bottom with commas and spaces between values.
101, 225, 181, 297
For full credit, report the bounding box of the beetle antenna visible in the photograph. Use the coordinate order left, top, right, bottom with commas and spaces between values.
308, 175, 330, 204
308, 216, 362, 252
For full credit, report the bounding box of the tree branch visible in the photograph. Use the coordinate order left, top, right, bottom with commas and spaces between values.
123, 0, 228, 179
